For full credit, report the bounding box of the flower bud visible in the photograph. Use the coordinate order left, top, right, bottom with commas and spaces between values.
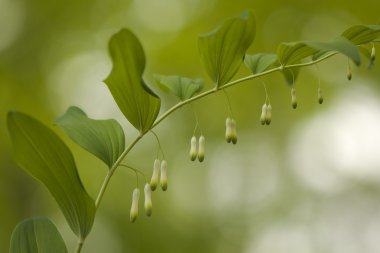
144, 183, 153, 216
318, 87, 323, 104
291, 87, 297, 109
198, 135, 205, 162
260, 104, 267, 125
265, 104, 272, 125
347, 65, 352, 80
231, 119, 237, 144
371, 46, 376, 62
190, 136, 197, 161
130, 188, 140, 223
225, 118, 233, 143
160, 160, 168, 191
150, 159, 160, 191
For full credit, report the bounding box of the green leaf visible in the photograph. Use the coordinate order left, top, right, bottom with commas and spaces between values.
278, 37, 361, 66
342, 25, 380, 45
56, 106, 125, 168
277, 41, 319, 66
104, 29, 161, 134
243, 52, 300, 85
308, 37, 361, 66
10, 217, 67, 253
244, 53, 278, 74
7, 111, 95, 239
154, 74, 204, 101
198, 10, 256, 86
282, 68, 300, 85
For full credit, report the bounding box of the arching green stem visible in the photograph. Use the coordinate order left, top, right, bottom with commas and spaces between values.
75, 51, 337, 253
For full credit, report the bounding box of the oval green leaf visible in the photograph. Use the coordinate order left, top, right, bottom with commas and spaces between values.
7, 111, 95, 239
154, 74, 204, 101
277, 41, 319, 66
342, 25, 380, 45
244, 53, 278, 74
198, 10, 256, 86
56, 106, 125, 168
104, 29, 161, 134
308, 36, 361, 66
278, 37, 360, 66
10, 217, 67, 253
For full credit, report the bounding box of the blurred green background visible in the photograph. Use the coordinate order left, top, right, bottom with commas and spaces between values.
1, 0, 380, 252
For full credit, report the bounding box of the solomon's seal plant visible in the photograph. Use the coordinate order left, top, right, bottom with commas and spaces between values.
6, 9, 380, 253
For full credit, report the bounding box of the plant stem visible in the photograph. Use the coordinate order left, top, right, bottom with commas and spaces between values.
95, 135, 143, 209
99, 50, 335, 213
72, 135, 140, 252
75, 136, 143, 252
152, 53, 336, 129
75, 239, 84, 253
76, 51, 337, 253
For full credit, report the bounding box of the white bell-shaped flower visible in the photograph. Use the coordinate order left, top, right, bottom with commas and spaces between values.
198, 136, 205, 162
130, 188, 140, 223
225, 118, 233, 143
260, 104, 267, 125
230, 119, 237, 144
265, 104, 272, 125
160, 160, 168, 191
144, 183, 153, 216
150, 159, 160, 191
190, 136, 197, 161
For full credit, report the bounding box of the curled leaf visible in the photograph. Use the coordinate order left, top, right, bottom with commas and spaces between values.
278, 37, 361, 66
56, 106, 125, 168
342, 25, 380, 45
104, 29, 161, 134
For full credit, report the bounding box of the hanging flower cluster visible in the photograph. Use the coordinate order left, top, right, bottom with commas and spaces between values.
190, 135, 205, 162
225, 118, 237, 144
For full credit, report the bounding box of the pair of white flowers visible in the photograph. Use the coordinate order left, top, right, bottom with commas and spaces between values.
225, 118, 237, 144
130, 159, 168, 223
260, 104, 272, 125
129, 184, 152, 222
190, 136, 205, 162
150, 159, 168, 191
189, 118, 238, 162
